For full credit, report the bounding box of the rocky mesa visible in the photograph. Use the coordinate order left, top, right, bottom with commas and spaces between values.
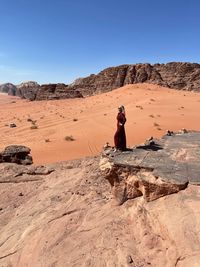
1, 62, 200, 100
69, 62, 200, 96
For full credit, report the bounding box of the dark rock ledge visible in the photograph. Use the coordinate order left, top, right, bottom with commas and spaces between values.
100, 131, 200, 204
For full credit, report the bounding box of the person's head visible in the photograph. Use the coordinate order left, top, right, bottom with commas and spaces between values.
118, 105, 125, 113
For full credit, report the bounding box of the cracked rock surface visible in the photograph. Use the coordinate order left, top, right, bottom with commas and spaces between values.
0, 142, 200, 266
100, 131, 200, 204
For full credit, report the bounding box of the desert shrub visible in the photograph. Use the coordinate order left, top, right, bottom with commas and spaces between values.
149, 114, 154, 118
30, 125, 38, 129
64, 135, 75, 141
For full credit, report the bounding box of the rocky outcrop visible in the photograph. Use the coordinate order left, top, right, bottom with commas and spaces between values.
8, 82, 83, 101
16, 81, 40, 100
69, 62, 200, 96
0, 145, 33, 165
100, 131, 200, 204
0, 83, 17, 95
35, 83, 83, 100
0, 153, 200, 266
3, 62, 200, 100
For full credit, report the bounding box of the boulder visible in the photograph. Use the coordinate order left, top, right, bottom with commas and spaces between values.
0, 83, 17, 95
0, 145, 33, 165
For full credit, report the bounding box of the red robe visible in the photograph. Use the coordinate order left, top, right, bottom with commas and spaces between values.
114, 112, 126, 150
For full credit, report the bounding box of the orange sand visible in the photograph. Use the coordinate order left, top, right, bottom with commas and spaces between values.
1, 84, 200, 164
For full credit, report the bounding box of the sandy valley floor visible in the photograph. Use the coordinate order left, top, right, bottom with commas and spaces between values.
1, 83, 200, 164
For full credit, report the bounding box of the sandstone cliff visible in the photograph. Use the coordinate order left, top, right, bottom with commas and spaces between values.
69, 62, 200, 96
2, 62, 200, 100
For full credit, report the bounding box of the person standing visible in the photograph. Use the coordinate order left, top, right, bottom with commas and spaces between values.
114, 105, 127, 151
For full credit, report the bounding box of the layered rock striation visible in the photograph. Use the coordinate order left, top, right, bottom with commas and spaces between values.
100, 131, 200, 204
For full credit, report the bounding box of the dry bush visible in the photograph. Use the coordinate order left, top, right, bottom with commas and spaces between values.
30, 125, 38, 130
149, 114, 154, 118
136, 105, 143, 110
64, 135, 75, 141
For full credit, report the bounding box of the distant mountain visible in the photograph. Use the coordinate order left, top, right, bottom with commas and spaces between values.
2, 62, 200, 100
68, 62, 200, 96
0, 81, 83, 101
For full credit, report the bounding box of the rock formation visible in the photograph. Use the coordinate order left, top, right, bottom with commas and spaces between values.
0, 145, 33, 165
16, 81, 40, 100
0, 83, 17, 95
69, 62, 200, 96
0, 82, 83, 100
2, 62, 200, 100
100, 131, 200, 204
35, 83, 83, 100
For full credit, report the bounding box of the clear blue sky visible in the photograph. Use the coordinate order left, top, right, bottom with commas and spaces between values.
0, 0, 200, 84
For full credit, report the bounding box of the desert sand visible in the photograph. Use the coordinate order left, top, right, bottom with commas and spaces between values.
1, 83, 200, 164
1, 86, 200, 267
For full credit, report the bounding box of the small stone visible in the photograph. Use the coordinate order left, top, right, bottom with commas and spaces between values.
19, 192, 24, 196
127, 255, 134, 264
10, 123, 17, 128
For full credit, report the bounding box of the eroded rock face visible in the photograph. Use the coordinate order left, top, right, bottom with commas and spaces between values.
35, 83, 83, 100
16, 81, 40, 100
3, 62, 200, 100
100, 131, 200, 204
12, 82, 83, 101
0, 145, 33, 165
69, 62, 200, 96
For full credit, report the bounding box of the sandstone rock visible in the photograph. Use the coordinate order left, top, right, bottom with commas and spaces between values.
68, 62, 200, 96
100, 131, 200, 204
0, 145, 33, 165
0, 83, 17, 95
3, 62, 200, 101
0, 156, 200, 266
16, 81, 40, 100
9, 123, 17, 128
35, 83, 83, 100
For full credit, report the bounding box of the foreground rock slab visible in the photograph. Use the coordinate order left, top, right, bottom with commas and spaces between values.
0, 155, 200, 266
100, 131, 200, 204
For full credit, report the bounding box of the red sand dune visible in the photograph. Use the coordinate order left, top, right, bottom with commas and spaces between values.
1, 83, 200, 164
